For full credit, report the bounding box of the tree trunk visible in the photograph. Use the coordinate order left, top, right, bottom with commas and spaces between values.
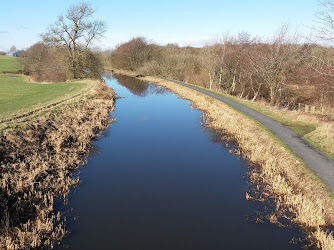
218, 73, 222, 90
229, 75, 236, 95
218, 66, 223, 90
245, 91, 250, 99
270, 86, 275, 106
239, 88, 244, 98
251, 83, 262, 102
209, 72, 213, 89
71, 46, 77, 79
72, 59, 77, 78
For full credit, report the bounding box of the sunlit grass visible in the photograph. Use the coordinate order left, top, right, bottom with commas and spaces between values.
0, 55, 23, 72
0, 74, 93, 121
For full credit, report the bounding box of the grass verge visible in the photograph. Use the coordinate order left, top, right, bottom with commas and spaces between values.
115, 69, 334, 249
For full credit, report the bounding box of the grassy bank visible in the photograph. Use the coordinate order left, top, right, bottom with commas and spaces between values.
0, 55, 23, 73
114, 69, 334, 249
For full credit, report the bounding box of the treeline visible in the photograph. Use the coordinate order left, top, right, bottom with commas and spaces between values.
104, 31, 334, 110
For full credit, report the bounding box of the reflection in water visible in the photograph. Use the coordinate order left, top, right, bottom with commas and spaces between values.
200, 119, 241, 155
111, 73, 168, 97
201, 122, 224, 145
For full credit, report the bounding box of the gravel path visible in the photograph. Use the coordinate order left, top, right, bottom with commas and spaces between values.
156, 77, 334, 192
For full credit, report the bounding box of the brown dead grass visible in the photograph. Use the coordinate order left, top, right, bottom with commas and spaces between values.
0, 79, 115, 249
311, 228, 334, 249
114, 70, 334, 249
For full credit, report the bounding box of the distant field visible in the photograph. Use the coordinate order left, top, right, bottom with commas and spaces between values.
0, 74, 92, 120
0, 55, 23, 72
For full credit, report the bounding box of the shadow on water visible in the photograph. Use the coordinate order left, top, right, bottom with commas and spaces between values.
56, 73, 305, 249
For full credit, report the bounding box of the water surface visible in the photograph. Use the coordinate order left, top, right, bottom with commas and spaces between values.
57, 74, 303, 249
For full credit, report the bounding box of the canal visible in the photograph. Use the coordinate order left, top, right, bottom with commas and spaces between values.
57, 73, 303, 249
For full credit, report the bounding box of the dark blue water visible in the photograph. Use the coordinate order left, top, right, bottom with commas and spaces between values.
57, 74, 303, 249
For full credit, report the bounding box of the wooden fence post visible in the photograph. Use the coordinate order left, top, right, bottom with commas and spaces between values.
305, 105, 309, 113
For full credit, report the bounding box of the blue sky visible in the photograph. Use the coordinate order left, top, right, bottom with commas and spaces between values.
0, 0, 320, 51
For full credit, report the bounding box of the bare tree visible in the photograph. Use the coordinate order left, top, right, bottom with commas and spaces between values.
308, 0, 334, 107
9, 45, 16, 52
313, 0, 334, 76
314, 0, 334, 44
201, 45, 219, 90
312, 0, 334, 79
248, 23, 300, 106
42, 2, 106, 78
111, 37, 154, 71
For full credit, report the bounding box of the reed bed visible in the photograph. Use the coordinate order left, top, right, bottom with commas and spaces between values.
0, 79, 115, 249
130, 73, 334, 249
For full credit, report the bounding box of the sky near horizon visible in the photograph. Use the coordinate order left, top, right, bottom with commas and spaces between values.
0, 0, 320, 51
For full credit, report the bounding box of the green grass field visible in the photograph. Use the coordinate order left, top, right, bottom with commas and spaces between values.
0, 74, 91, 120
0, 55, 23, 72
0, 56, 93, 122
